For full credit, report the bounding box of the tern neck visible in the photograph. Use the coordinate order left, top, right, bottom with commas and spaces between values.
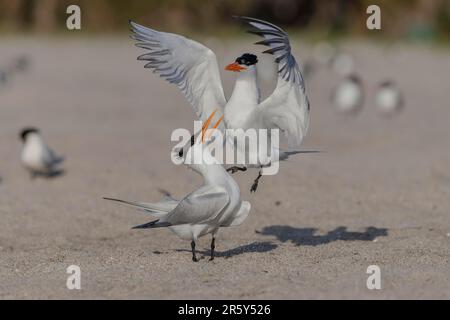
229, 66, 259, 105
187, 147, 229, 185
202, 164, 229, 186
25, 134, 44, 147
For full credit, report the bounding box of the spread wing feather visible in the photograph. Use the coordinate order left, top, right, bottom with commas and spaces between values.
235, 16, 310, 149
130, 21, 226, 126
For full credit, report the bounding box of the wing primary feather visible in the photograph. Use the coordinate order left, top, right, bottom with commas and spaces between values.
130, 21, 226, 125
263, 46, 286, 55
147, 49, 170, 56
255, 38, 286, 46
233, 16, 285, 33
132, 220, 171, 229
247, 29, 283, 38
160, 66, 180, 78
275, 53, 289, 64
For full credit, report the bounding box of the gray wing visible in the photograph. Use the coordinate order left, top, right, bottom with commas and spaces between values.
235, 16, 310, 149
130, 21, 227, 127
165, 185, 229, 226
237, 16, 305, 88
42, 146, 64, 168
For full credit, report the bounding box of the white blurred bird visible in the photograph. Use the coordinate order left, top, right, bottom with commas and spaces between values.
13, 56, 30, 73
331, 74, 364, 115
130, 16, 310, 192
20, 128, 65, 179
104, 115, 251, 262
375, 80, 403, 116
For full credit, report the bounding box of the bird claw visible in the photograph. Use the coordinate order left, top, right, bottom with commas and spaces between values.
250, 181, 259, 193
227, 166, 247, 174
250, 172, 262, 193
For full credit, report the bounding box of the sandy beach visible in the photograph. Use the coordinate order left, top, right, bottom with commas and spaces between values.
1, 37, 450, 299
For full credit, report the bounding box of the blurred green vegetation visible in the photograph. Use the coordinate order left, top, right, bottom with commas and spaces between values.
0, 0, 448, 42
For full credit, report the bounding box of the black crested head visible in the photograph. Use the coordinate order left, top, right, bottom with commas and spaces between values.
20, 127, 40, 142
348, 74, 362, 84
380, 80, 394, 88
236, 53, 258, 66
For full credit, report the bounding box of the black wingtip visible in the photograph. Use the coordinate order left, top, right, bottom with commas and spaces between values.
103, 197, 126, 204
232, 15, 251, 21
132, 220, 158, 229
132, 220, 171, 229
157, 188, 172, 197
232, 15, 254, 25
287, 150, 323, 155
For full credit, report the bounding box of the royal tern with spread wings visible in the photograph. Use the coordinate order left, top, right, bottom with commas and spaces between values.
104, 115, 251, 262
130, 17, 311, 192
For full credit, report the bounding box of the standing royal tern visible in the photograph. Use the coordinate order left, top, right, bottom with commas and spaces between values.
20, 128, 65, 179
375, 80, 403, 116
130, 16, 310, 192
104, 115, 251, 262
331, 74, 364, 115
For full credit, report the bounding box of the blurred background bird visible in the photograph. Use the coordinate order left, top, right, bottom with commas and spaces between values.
331, 74, 364, 115
375, 80, 404, 116
20, 128, 65, 179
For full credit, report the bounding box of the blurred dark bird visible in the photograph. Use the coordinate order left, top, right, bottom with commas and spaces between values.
0, 70, 8, 86
20, 128, 65, 179
331, 74, 364, 115
13, 56, 30, 73
375, 80, 404, 116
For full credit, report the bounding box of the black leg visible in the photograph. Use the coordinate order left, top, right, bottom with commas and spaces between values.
191, 241, 199, 262
210, 237, 216, 261
227, 166, 247, 174
250, 171, 263, 193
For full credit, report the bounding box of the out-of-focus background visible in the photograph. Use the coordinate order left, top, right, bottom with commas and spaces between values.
0, 0, 450, 41
1, 1, 450, 299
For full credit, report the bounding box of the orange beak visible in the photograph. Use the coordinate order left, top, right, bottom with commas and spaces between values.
225, 62, 247, 72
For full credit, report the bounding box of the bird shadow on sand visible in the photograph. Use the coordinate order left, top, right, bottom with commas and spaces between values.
256, 226, 388, 246
176, 241, 278, 259
32, 170, 66, 180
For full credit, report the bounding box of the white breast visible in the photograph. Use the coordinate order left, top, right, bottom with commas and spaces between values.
376, 87, 401, 114
333, 81, 362, 113
21, 137, 48, 173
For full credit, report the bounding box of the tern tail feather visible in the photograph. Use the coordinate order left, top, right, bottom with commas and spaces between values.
279, 150, 321, 161
103, 197, 177, 218
132, 220, 172, 229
